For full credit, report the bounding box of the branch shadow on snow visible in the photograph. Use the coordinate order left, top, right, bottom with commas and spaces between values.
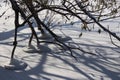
0, 26, 33, 47
0, 41, 120, 80
0, 21, 120, 80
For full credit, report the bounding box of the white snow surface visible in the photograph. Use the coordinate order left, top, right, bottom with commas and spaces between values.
0, 2, 120, 80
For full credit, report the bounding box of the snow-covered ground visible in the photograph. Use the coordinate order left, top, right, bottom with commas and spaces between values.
0, 2, 120, 80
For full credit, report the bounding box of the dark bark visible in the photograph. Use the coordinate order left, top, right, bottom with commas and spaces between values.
9, 0, 19, 59
9, 0, 39, 59
24, 0, 58, 38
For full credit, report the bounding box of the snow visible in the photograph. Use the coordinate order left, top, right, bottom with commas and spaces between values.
0, 2, 120, 80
